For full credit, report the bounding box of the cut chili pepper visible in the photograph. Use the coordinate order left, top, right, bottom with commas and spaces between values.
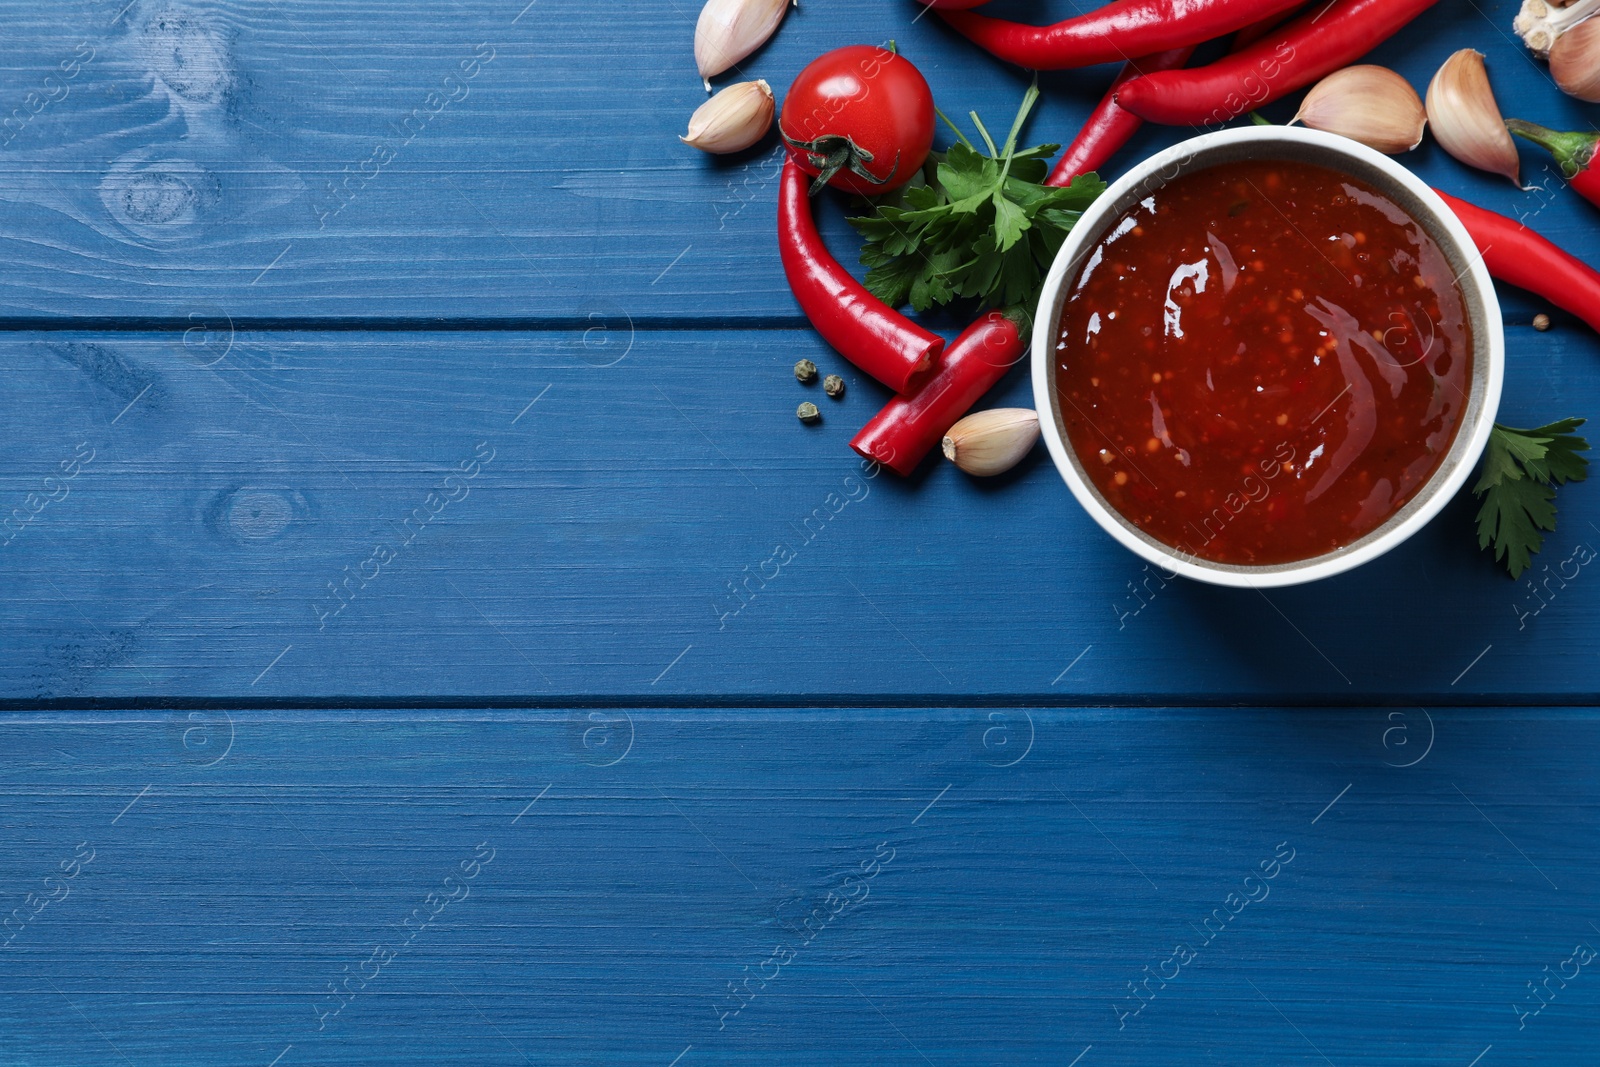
1115, 0, 1438, 126
851, 311, 1025, 476
778, 159, 943, 394
1435, 189, 1600, 335
1046, 46, 1195, 188
1506, 120, 1600, 210
938, 0, 1304, 72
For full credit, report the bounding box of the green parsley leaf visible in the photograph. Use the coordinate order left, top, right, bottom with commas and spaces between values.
938, 146, 995, 202
991, 193, 1029, 252
1473, 419, 1590, 579
1518, 417, 1588, 485
847, 79, 1105, 319
862, 255, 921, 310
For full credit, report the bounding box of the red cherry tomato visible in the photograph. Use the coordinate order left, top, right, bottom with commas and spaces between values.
779, 45, 935, 196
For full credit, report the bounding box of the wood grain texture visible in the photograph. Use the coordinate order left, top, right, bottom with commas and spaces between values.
0, 0, 1586, 322
2, 2, 1599, 1061
0, 708, 1594, 1066
0, 325, 1596, 703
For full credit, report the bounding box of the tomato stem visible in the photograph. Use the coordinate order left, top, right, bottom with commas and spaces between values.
782, 132, 898, 195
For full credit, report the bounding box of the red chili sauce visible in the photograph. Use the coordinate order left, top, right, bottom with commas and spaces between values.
1055, 159, 1472, 565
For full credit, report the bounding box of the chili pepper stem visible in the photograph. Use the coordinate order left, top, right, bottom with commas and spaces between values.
1505, 118, 1598, 180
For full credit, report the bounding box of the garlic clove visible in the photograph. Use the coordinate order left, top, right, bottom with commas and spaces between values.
1426, 49, 1523, 187
694, 0, 792, 91
1551, 16, 1600, 101
681, 80, 775, 154
942, 408, 1040, 477
1292, 66, 1426, 154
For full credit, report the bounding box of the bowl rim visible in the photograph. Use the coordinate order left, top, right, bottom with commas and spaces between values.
1030, 125, 1505, 589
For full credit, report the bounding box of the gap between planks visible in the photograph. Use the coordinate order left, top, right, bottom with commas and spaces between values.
0, 315, 1561, 334
2, 695, 1600, 713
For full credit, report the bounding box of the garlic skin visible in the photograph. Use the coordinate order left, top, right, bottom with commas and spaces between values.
1292, 66, 1425, 154
1515, 0, 1600, 57
942, 408, 1040, 477
681, 80, 774, 154
1551, 16, 1600, 101
695, 0, 793, 92
1426, 50, 1523, 186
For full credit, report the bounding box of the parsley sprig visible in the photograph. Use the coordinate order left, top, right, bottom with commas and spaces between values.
847, 80, 1105, 316
1474, 419, 1590, 578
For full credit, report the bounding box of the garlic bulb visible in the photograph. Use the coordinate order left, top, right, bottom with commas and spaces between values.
1551, 16, 1600, 101
942, 408, 1040, 476
681, 80, 774, 154
1292, 66, 1425, 154
1426, 50, 1523, 186
1514, 0, 1600, 57
694, 0, 793, 92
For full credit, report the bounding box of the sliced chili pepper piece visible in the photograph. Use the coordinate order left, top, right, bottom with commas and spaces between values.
1115, 0, 1439, 126
938, 0, 1304, 72
1046, 45, 1195, 188
851, 310, 1025, 476
778, 159, 943, 394
1435, 189, 1600, 335
1505, 120, 1600, 210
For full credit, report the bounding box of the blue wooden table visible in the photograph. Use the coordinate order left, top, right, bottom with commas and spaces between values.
2, 1, 1597, 1064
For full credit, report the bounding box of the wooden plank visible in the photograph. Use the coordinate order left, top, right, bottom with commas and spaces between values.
0, 707, 1593, 1065
2, 325, 1596, 702
0, 0, 1587, 321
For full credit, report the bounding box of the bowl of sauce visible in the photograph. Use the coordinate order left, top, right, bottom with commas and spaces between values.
1032, 126, 1503, 587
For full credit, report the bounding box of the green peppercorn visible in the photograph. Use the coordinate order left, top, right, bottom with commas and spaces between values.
797, 401, 820, 424
794, 359, 819, 383
822, 374, 845, 398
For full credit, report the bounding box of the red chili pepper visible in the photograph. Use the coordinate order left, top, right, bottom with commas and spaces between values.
1230, 1, 1306, 49
778, 159, 942, 394
852, 311, 1025, 476
1115, 0, 1438, 126
1046, 46, 1194, 188
938, 0, 1304, 71
1043, 8, 1300, 189
1505, 120, 1600, 210
1435, 189, 1600, 336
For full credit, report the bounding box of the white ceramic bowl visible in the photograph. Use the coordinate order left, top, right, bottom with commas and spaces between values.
1031, 126, 1504, 588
